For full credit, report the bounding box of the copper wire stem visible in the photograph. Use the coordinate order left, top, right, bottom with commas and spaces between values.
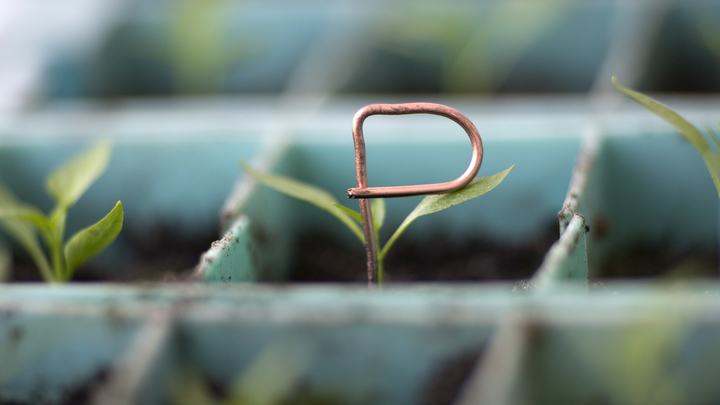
349, 103, 484, 287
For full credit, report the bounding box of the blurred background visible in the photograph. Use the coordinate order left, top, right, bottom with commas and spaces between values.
1, 0, 720, 112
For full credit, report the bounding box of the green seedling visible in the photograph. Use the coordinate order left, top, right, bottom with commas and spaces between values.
171, 337, 336, 405
241, 161, 513, 284
0, 142, 123, 282
613, 76, 720, 198
0, 242, 9, 282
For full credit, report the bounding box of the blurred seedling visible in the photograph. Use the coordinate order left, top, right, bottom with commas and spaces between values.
171, 337, 337, 405
613, 77, 720, 198
614, 77, 720, 277
0, 142, 123, 282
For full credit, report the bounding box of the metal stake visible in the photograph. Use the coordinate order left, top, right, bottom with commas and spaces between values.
348, 103, 484, 287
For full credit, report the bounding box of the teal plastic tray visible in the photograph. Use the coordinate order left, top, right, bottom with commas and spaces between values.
41, 0, 646, 97
2, 96, 720, 404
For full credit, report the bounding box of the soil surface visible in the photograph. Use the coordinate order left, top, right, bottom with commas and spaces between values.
598, 245, 718, 279
291, 223, 558, 282
6, 223, 218, 282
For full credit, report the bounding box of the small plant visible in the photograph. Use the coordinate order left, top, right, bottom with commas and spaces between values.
0, 142, 124, 282
171, 337, 333, 405
613, 76, 720, 198
0, 242, 9, 282
241, 161, 513, 284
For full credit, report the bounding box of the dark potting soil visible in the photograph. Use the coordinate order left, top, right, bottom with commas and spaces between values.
291, 223, 558, 282
6, 223, 218, 282
598, 245, 718, 279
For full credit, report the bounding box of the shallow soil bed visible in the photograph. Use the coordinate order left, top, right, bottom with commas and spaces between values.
6, 224, 219, 282
598, 245, 718, 279
292, 223, 558, 282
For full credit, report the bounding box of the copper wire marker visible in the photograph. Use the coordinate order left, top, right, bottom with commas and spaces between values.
348, 103, 484, 286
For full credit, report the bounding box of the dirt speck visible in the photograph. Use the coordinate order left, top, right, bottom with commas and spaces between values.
592, 215, 610, 239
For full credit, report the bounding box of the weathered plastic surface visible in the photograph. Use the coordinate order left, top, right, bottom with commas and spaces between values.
1, 0, 720, 402
3, 92, 720, 402
560, 122, 720, 278
4, 283, 720, 404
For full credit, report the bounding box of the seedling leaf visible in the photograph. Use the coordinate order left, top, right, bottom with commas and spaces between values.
372, 198, 386, 231
0, 180, 53, 281
0, 205, 48, 229
230, 338, 309, 405
332, 203, 362, 224
613, 77, 720, 199
380, 165, 514, 259
64, 201, 123, 277
241, 161, 364, 243
47, 141, 111, 208
702, 153, 720, 200
0, 242, 9, 282
612, 77, 709, 153
706, 128, 720, 153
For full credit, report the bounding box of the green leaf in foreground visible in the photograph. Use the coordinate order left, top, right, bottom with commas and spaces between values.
230, 338, 309, 405
380, 165, 515, 260
64, 201, 123, 279
47, 141, 112, 208
612, 76, 720, 199
241, 161, 364, 242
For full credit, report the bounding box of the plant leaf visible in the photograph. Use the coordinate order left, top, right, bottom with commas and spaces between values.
0, 219, 53, 282
0, 241, 10, 282
0, 205, 48, 229
372, 198, 386, 231
706, 128, 720, 153
241, 161, 364, 243
702, 153, 720, 200
230, 338, 309, 405
48, 206, 67, 243
612, 77, 709, 153
64, 201, 123, 277
332, 203, 362, 224
0, 177, 47, 228
371, 199, 386, 261
380, 165, 514, 259
613, 77, 720, 199
47, 141, 112, 208
48, 206, 68, 280
0, 180, 54, 281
